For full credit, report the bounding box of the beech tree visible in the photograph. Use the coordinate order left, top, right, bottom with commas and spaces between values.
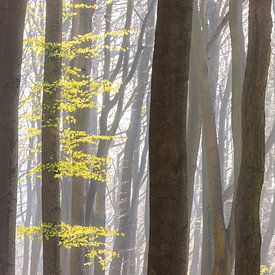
41, 0, 63, 274
148, 1, 193, 274
235, 0, 272, 274
3, 0, 275, 274
0, 1, 27, 274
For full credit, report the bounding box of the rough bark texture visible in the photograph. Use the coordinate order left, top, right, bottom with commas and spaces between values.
234, 0, 272, 274
42, 0, 63, 274
0, 1, 27, 274
148, 1, 193, 274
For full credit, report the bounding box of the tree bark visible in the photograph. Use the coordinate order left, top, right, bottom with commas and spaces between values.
42, 0, 63, 274
234, 0, 272, 274
148, 0, 193, 274
0, 1, 27, 274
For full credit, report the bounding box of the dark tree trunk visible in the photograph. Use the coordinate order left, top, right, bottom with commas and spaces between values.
148, 0, 193, 274
0, 1, 27, 274
42, 0, 63, 274
235, 0, 272, 274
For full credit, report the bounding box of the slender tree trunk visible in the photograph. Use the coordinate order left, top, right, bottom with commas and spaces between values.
110, 3, 154, 273
190, 184, 202, 275
30, 136, 42, 275
0, 1, 27, 274
201, 142, 214, 275
22, 137, 35, 275
42, 0, 63, 274
224, 2, 246, 271
148, 0, 193, 274
235, 0, 272, 274
70, 1, 96, 274
229, 0, 245, 187
192, 3, 229, 273
261, 177, 275, 266
126, 135, 149, 275
142, 173, 150, 275
186, 53, 202, 274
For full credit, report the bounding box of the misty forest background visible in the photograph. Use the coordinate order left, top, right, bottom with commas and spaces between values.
1, 0, 275, 274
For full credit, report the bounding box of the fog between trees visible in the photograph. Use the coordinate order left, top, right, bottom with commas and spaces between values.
1, 0, 275, 274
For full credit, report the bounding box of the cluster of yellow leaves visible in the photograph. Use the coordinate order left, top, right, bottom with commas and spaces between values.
58, 154, 107, 181
61, 129, 113, 152
25, 29, 134, 60
64, 0, 113, 10
63, 0, 113, 21
59, 129, 113, 180
260, 265, 271, 275
21, 77, 120, 120
17, 222, 123, 270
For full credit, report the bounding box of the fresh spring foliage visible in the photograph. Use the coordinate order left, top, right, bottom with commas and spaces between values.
18, 0, 134, 269
18, 223, 124, 270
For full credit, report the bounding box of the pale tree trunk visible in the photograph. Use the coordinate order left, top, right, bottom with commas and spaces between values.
22, 134, 35, 275
148, 0, 193, 274
261, 166, 275, 266
42, 0, 63, 274
110, 2, 155, 273
190, 178, 202, 275
224, 1, 246, 273
229, 0, 246, 187
0, 1, 27, 274
69, 1, 96, 274
126, 134, 149, 275
30, 79, 43, 275
192, 2, 228, 273
30, 181, 42, 275
186, 53, 202, 274
201, 141, 214, 275
234, 0, 272, 274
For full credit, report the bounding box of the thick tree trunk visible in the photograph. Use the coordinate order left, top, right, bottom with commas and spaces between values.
234, 0, 272, 274
148, 1, 193, 274
0, 1, 27, 274
42, 0, 63, 274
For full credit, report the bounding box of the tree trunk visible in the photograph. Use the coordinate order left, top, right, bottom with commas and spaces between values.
148, 0, 193, 274
234, 0, 272, 274
110, 3, 155, 273
192, 3, 228, 273
186, 52, 202, 273
70, 1, 96, 274
261, 181, 275, 266
42, 0, 63, 274
201, 142, 214, 275
0, 1, 27, 274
